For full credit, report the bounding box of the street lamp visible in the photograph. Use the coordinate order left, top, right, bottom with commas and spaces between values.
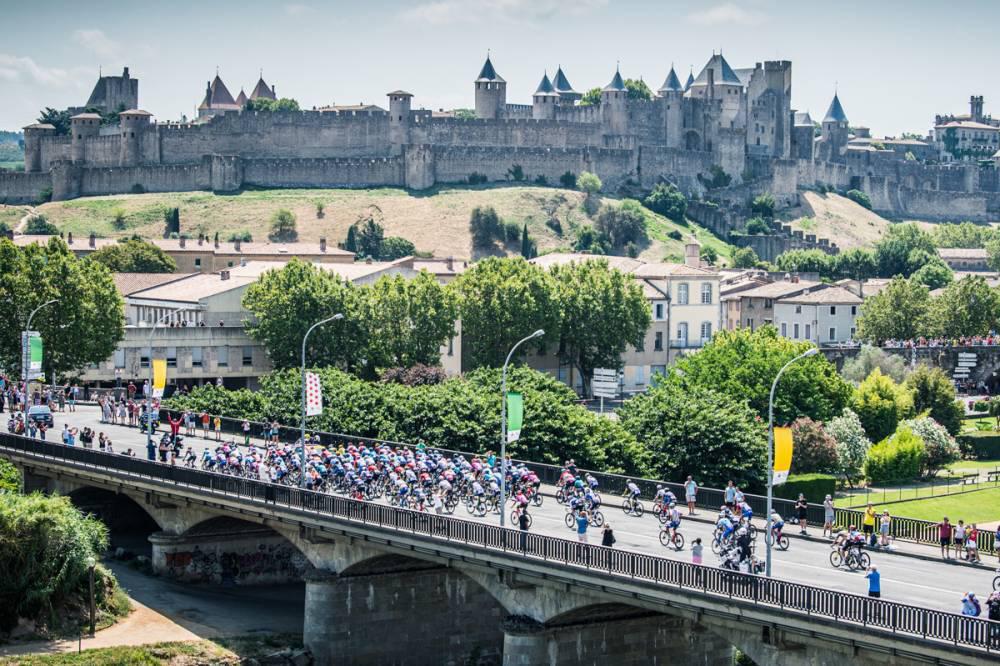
86, 555, 96, 636
21, 298, 58, 391
499, 329, 544, 527
300, 313, 344, 489
765, 345, 818, 577
146, 307, 195, 460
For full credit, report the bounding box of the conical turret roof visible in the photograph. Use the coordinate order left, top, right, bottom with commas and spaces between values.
553, 66, 577, 94
685, 69, 695, 91
235, 89, 248, 106
250, 75, 276, 101
534, 72, 558, 96
476, 55, 504, 83
603, 67, 627, 93
658, 65, 683, 93
690, 53, 742, 87
823, 93, 848, 124
200, 75, 237, 108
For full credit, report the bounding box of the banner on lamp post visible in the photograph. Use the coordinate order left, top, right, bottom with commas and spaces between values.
21, 331, 44, 380
305, 372, 323, 416
152, 359, 167, 398
772, 426, 794, 486
506, 391, 523, 443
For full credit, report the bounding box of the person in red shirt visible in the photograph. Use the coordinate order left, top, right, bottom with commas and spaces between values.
168, 415, 182, 445
937, 517, 953, 559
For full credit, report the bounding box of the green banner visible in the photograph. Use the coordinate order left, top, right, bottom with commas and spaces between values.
22, 331, 43, 380
29, 334, 42, 373
506, 391, 523, 443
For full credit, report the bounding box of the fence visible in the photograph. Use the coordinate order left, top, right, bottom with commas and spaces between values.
0, 431, 997, 655
155, 408, 999, 556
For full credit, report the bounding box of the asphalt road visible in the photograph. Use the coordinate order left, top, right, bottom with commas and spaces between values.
38, 405, 1000, 615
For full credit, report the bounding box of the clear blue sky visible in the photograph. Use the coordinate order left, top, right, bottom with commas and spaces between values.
0, 0, 993, 136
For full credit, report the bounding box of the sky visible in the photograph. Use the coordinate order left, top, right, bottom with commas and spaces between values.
0, 0, 996, 136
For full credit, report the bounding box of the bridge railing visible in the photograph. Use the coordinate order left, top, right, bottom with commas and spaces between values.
1, 431, 997, 655
155, 408, 997, 555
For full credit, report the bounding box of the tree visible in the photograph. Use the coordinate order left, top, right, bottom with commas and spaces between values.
666, 326, 853, 424
928, 274, 1000, 338
790, 417, 840, 474
379, 236, 415, 260
856, 277, 931, 343
268, 209, 297, 242
594, 200, 647, 248
904, 365, 964, 435
643, 183, 687, 221
874, 223, 935, 278
519, 224, 535, 259
355, 218, 385, 259
23, 215, 58, 235
550, 259, 651, 394
162, 207, 180, 237
933, 222, 998, 249
864, 426, 926, 484
986, 238, 1000, 272
623, 78, 652, 101
744, 217, 771, 235
244, 97, 301, 112
840, 345, 907, 384
833, 247, 877, 281
559, 171, 576, 189
911, 258, 953, 290
750, 193, 776, 219
452, 108, 476, 120
242, 259, 365, 371
825, 408, 871, 485
700, 246, 718, 265
701, 165, 732, 190
37, 107, 71, 135
619, 382, 768, 490
469, 206, 502, 249
0, 238, 124, 379
87, 239, 177, 273
775, 249, 835, 278
455, 257, 560, 368
576, 171, 602, 195
343, 225, 358, 253
845, 189, 872, 210
850, 368, 915, 443
731, 246, 760, 268
358, 272, 458, 372
315, 201, 325, 219
579, 87, 602, 106
902, 417, 959, 477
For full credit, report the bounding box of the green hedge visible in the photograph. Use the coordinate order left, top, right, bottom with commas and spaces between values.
773, 473, 837, 502
957, 433, 1000, 460
864, 427, 926, 484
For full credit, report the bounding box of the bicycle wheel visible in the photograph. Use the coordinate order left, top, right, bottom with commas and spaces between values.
857, 552, 871, 569
658, 530, 670, 547
510, 511, 520, 525
777, 534, 789, 551
564, 512, 575, 529
555, 489, 567, 505
657, 510, 669, 524
465, 499, 478, 515
672, 533, 685, 551
531, 493, 543, 507
591, 511, 605, 527
621, 499, 633, 515
711, 537, 723, 555
747, 524, 758, 540
632, 501, 644, 518
993, 576, 1000, 591
474, 501, 487, 518
829, 550, 843, 568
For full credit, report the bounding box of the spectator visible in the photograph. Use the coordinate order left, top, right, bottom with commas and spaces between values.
795, 494, 809, 536
862, 503, 877, 547
966, 524, 980, 563
200, 411, 210, 436
684, 475, 698, 516
938, 517, 953, 559
576, 510, 589, 543
518, 508, 530, 550
724, 480, 736, 509
691, 538, 703, 565
823, 494, 835, 538
987, 591, 1000, 646
879, 510, 892, 548
962, 592, 981, 618
865, 565, 880, 598
214, 415, 222, 441
954, 520, 966, 559
601, 523, 616, 548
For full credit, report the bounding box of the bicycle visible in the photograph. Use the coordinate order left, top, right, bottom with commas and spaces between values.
658, 526, 685, 551
830, 545, 870, 570
564, 508, 605, 529
621, 495, 644, 517
993, 575, 1000, 591
764, 526, 790, 551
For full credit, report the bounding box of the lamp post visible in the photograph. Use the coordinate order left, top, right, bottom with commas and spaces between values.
300, 313, 344, 489
499, 329, 544, 527
765, 346, 818, 577
22, 298, 58, 393
146, 307, 195, 460
86, 555, 96, 636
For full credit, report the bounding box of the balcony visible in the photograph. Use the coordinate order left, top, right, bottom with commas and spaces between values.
670, 338, 710, 349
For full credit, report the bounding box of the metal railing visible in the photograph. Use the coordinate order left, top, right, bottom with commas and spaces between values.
1, 432, 997, 655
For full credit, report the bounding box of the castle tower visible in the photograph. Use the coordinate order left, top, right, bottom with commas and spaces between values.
118, 109, 152, 167
84, 66, 139, 114
792, 111, 816, 160
22, 123, 55, 173
532, 72, 559, 120
763, 60, 792, 158
552, 66, 581, 105
821, 92, 850, 158
971, 95, 985, 123
658, 65, 684, 148
474, 55, 506, 120
387, 90, 413, 154
601, 66, 629, 135
70, 113, 101, 163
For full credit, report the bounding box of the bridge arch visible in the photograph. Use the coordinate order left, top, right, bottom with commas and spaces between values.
66, 486, 162, 553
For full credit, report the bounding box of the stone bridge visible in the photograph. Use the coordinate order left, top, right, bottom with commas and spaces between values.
822, 345, 1000, 391
6, 435, 997, 666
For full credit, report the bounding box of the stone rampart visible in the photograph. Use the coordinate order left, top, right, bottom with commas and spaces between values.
0, 170, 51, 204
432, 145, 634, 188
242, 156, 404, 189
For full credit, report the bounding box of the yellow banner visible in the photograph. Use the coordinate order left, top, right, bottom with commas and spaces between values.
152, 359, 167, 398
772, 426, 793, 486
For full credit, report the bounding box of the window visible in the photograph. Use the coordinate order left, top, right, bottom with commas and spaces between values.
676, 322, 688, 343
114, 349, 126, 369
227, 261, 234, 268
805, 324, 812, 340
654, 332, 663, 351
828, 327, 836, 342
700, 283, 712, 304
745, 318, 752, 328
651, 365, 666, 379
677, 283, 689, 305
655, 303, 664, 320
851, 327, 856, 338
795, 305, 802, 314
793, 323, 800, 339
140, 353, 149, 369
700, 321, 712, 341
166, 347, 177, 368
781, 323, 787, 337
829, 306, 837, 315
242, 346, 253, 366
194, 258, 202, 268
634, 366, 645, 385
216, 346, 229, 368
851, 305, 857, 316
191, 347, 203, 368
447, 337, 454, 357
763, 299, 771, 309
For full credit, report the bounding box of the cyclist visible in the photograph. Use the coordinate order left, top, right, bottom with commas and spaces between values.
666, 502, 682, 539
585, 472, 599, 491
625, 479, 641, 500
769, 508, 784, 540
716, 510, 735, 543
653, 484, 667, 511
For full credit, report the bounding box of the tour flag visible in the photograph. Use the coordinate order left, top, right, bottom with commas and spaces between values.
506, 391, 524, 443
152, 359, 167, 398
772, 426, 794, 486
22, 331, 44, 380
305, 372, 323, 416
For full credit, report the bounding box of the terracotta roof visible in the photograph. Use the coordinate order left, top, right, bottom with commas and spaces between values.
737, 279, 822, 300
632, 262, 718, 278
71, 113, 103, 120
690, 53, 742, 87
412, 258, 468, 276
112, 272, 195, 296
23, 123, 56, 130
529, 253, 643, 273
13, 234, 117, 250
249, 76, 276, 101
779, 285, 862, 305
937, 248, 988, 260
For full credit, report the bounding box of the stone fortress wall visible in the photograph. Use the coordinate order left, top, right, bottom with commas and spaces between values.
3, 57, 999, 229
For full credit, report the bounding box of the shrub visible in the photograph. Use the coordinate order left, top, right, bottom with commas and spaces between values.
268, 209, 298, 242
825, 408, 871, 484
559, 171, 577, 189
468, 172, 488, 185
469, 206, 502, 248
24, 214, 59, 235
595, 200, 647, 248
902, 417, 959, 477
315, 201, 325, 218
957, 433, 1000, 460
379, 236, 416, 260
643, 182, 688, 221
850, 368, 914, 443
110, 207, 127, 230
576, 171, 602, 195
772, 473, 837, 503
731, 246, 760, 268
750, 193, 776, 219
380, 364, 447, 386
841, 345, 907, 384
790, 417, 841, 474
506, 164, 525, 182
745, 217, 771, 235
227, 230, 253, 242
545, 217, 563, 236
503, 221, 522, 247
846, 189, 873, 210
667, 229, 683, 241
36, 186, 53, 204
904, 365, 964, 435
533, 175, 548, 186
699, 246, 718, 265
864, 426, 927, 484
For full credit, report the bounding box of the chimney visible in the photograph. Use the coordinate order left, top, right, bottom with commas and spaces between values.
179, 236, 186, 248
214, 236, 219, 249
446, 256, 454, 271
220, 270, 230, 281
684, 241, 700, 268
89, 232, 96, 248
67, 232, 73, 244
319, 237, 327, 252
198, 235, 204, 246
234, 239, 241, 252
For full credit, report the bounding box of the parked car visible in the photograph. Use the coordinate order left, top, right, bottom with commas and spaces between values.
26, 405, 53, 427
